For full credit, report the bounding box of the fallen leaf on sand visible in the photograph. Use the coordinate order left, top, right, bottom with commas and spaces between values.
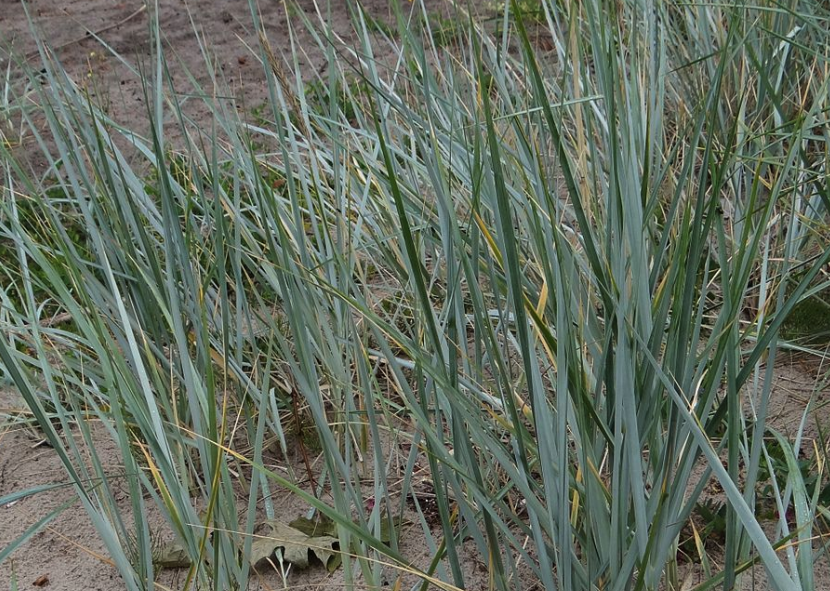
251, 520, 341, 572
289, 515, 396, 544
155, 540, 192, 568
155, 514, 398, 572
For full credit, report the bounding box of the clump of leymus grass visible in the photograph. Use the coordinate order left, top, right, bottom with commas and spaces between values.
1, 0, 829, 590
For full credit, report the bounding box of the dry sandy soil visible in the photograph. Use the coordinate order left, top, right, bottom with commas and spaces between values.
0, 0, 450, 141
1, 1, 830, 590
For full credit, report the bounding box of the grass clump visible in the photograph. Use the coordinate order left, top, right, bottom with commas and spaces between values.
2, 1, 830, 591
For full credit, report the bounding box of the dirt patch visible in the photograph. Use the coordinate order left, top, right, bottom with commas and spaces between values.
0, 0, 455, 172
0, 386, 133, 590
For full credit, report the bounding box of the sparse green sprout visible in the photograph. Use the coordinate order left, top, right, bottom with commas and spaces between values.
303, 75, 369, 124
781, 292, 830, 344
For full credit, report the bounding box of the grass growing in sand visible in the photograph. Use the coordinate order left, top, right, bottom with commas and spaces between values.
2, 1, 830, 590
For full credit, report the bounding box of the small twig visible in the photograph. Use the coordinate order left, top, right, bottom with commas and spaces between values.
291, 389, 318, 492
24, 5, 147, 62
38, 311, 72, 327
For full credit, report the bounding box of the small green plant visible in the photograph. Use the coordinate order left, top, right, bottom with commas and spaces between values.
364, 13, 397, 38
425, 13, 465, 47
0, 185, 90, 316
694, 499, 728, 543
303, 75, 368, 124
756, 434, 830, 516
781, 292, 830, 344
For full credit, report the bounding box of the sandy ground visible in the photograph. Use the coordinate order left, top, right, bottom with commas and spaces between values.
1, 386, 143, 591
1, 0, 830, 589
0, 0, 443, 137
